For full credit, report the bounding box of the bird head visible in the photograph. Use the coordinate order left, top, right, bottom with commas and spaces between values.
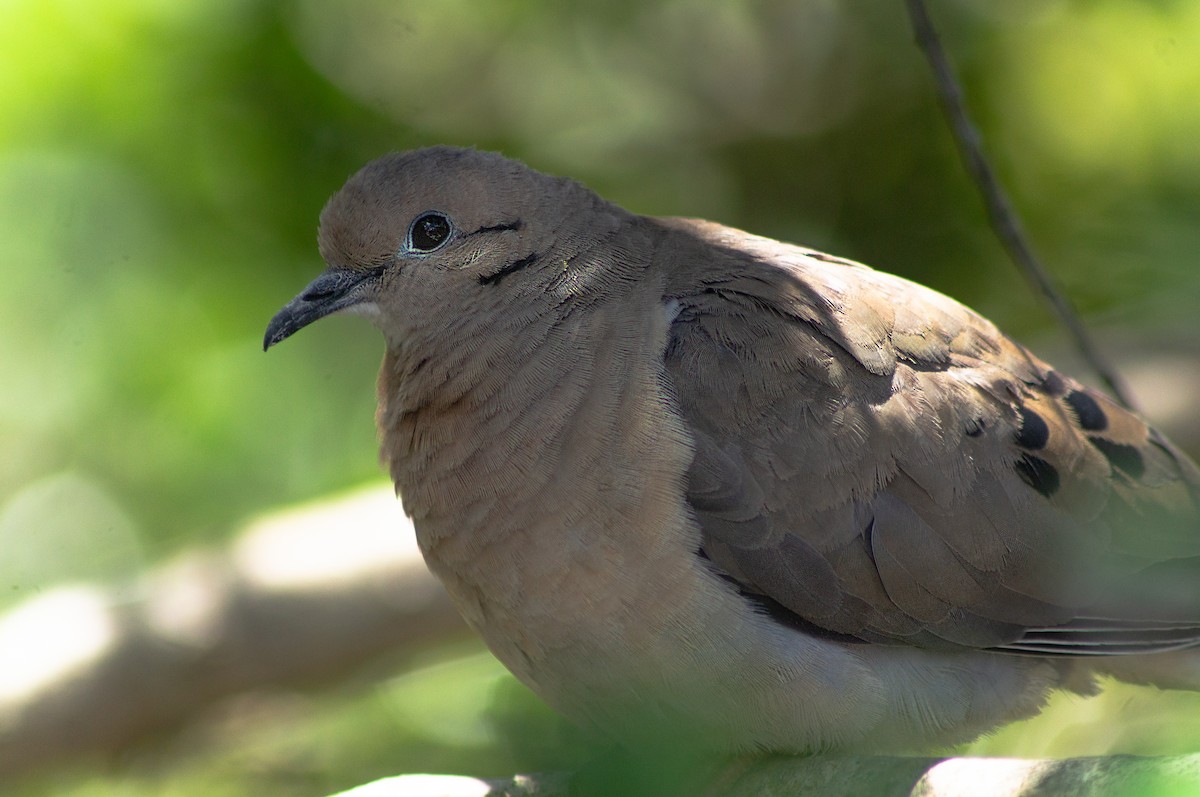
264, 146, 592, 353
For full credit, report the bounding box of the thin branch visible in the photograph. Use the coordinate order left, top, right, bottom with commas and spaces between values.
903, 0, 1136, 409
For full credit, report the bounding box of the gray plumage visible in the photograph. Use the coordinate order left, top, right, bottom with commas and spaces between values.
265, 147, 1200, 752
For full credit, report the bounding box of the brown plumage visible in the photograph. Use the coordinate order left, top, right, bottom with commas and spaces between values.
265, 146, 1200, 752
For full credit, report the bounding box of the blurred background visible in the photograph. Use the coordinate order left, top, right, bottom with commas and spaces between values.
2, 0, 1199, 794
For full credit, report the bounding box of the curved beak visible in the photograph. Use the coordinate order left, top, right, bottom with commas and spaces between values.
263, 267, 382, 351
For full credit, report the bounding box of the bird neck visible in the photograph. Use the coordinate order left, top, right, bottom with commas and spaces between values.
376, 269, 694, 592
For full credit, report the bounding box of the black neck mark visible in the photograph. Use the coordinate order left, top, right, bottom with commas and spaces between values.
479, 252, 539, 286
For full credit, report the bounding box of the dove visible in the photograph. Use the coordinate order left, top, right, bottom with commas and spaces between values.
264, 146, 1200, 753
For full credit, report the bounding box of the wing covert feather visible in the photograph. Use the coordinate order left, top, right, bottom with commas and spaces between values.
661, 218, 1200, 654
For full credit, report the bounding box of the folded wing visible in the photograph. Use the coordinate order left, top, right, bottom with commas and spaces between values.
660, 218, 1200, 655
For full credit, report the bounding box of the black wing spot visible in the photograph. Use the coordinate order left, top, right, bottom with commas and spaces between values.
1015, 454, 1061, 497
1041, 370, 1067, 396
1090, 437, 1146, 479
1014, 406, 1050, 450
965, 418, 986, 437
1065, 390, 1108, 431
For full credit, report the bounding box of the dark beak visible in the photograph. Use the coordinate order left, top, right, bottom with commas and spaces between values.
263, 267, 382, 351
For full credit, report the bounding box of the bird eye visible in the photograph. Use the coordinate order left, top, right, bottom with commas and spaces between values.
407, 212, 453, 253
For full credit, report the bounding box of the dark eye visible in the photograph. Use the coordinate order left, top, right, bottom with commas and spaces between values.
407, 212, 453, 253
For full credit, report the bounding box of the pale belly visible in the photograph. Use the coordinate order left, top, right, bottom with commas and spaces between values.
420, 515, 1060, 753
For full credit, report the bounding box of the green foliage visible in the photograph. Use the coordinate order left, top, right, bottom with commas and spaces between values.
2, 0, 1198, 793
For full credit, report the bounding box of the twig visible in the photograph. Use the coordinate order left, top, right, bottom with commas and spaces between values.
903, 0, 1136, 409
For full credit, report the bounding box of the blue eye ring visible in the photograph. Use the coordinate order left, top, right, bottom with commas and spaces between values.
406, 211, 453, 253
